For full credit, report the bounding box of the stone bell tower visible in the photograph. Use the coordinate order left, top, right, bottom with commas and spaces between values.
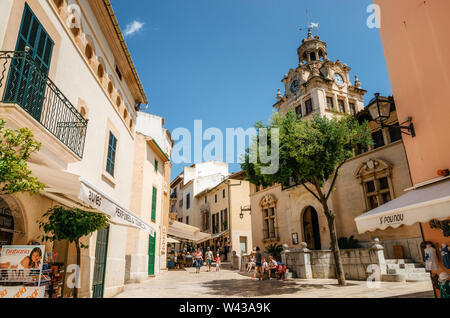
273, 30, 367, 119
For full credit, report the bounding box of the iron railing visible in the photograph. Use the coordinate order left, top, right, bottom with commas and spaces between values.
0, 50, 88, 158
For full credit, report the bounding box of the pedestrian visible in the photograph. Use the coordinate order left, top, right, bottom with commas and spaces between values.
215, 253, 221, 272
195, 249, 203, 274
254, 247, 262, 280
206, 247, 214, 272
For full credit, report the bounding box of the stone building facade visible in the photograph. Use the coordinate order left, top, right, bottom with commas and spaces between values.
249, 30, 422, 262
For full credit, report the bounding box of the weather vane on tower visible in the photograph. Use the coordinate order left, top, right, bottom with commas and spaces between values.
298, 9, 319, 37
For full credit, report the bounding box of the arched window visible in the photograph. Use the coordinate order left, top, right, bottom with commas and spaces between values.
260, 195, 278, 242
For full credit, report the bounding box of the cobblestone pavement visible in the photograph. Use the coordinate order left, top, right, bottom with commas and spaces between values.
115, 268, 435, 298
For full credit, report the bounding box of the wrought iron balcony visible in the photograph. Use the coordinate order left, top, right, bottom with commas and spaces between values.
0, 51, 88, 158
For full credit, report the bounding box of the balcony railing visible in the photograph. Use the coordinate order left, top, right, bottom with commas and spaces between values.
0, 51, 88, 158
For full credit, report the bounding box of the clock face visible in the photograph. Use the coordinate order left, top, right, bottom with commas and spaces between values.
290, 80, 299, 94
334, 73, 344, 86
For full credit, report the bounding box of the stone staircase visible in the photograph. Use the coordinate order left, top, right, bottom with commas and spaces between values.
382, 259, 430, 282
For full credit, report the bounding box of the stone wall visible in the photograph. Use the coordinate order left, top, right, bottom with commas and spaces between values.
281, 241, 387, 281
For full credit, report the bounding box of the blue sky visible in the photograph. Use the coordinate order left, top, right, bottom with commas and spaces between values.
110, 0, 392, 180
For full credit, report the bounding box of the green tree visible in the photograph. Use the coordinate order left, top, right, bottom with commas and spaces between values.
265, 243, 284, 261
241, 111, 372, 286
0, 119, 44, 195
38, 206, 109, 298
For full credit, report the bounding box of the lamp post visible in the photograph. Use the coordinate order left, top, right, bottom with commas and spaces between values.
368, 93, 416, 137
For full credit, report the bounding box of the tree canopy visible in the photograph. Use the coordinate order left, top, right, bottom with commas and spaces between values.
38, 206, 109, 248
242, 111, 373, 195
0, 119, 45, 195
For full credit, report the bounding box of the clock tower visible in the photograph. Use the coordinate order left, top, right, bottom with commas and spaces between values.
274, 30, 367, 119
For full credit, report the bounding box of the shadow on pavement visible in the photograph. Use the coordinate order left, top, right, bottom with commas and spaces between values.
388, 291, 435, 298
201, 278, 357, 297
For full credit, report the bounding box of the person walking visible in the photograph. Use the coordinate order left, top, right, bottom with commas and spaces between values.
254, 247, 262, 281
215, 253, 221, 272
205, 247, 214, 272
195, 249, 203, 274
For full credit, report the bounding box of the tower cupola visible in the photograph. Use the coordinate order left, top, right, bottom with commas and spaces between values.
297, 30, 328, 65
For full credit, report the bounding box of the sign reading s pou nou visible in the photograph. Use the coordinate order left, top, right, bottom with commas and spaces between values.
379, 213, 405, 226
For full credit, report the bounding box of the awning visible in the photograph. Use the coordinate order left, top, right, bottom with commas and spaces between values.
355, 179, 450, 234
167, 237, 180, 244
28, 163, 156, 236
168, 220, 210, 242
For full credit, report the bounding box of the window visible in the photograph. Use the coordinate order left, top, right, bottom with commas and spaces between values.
215, 194, 217, 203
220, 210, 224, 231
186, 216, 189, 225
240, 237, 247, 254
151, 187, 157, 222
389, 124, 402, 143
212, 213, 220, 234
349, 102, 356, 115
358, 160, 394, 211
223, 209, 228, 231
326, 97, 334, 110
223, 189, 226, 198
115, 65, 122, 81
338, 100, 346, 113
186, 193, 190, 210
154, 159, 158, 173
295, 105, 303, 117
204, 196, 207, 204
305, 99, 313, 115
372, 130, 385, 149
260, 195, 278, 241
106, 132, 117, 177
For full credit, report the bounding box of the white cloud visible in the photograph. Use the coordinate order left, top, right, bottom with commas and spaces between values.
124, 20, 145, 37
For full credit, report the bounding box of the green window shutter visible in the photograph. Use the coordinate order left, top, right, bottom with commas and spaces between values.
151, 187, 157, 221
106, 132, 117, 177
154, 159, 158, 173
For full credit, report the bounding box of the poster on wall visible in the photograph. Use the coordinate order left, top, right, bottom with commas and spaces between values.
0, 245, 45, 270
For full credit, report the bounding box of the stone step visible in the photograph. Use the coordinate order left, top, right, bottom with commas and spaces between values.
399, 263, 425, 269
382, 274, 406, 282
385, 259, 415, 265
405, 273, 431, 282
387, 267, 427, 275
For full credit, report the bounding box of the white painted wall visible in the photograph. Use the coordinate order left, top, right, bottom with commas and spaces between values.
0, 0, 13, 48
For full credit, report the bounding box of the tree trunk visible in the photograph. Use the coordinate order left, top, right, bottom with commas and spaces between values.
323, 204, 346, 286
74, 239, 81, 298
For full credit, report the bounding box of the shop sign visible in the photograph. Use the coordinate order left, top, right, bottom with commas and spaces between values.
0, 245, 45, 271
0, 246, 46, 299
79, 183, 155, 236
379, 213, 404, 226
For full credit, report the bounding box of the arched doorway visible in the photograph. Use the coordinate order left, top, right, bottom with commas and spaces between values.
0, 198, 14, 246
302, 206, 321, 250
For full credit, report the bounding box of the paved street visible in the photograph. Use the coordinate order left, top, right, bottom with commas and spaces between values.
115, 268, 435, 298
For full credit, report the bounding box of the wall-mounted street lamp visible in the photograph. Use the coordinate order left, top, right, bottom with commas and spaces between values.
240, 206, 251, 220
368, 93, 416, 137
